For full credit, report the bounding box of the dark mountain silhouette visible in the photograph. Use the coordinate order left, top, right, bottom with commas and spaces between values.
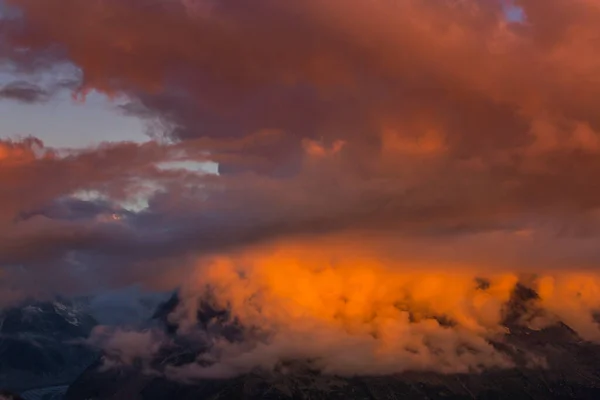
0, 299, 99, 394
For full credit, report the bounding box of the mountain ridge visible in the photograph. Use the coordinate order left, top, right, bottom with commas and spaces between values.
0, 299, 98, 394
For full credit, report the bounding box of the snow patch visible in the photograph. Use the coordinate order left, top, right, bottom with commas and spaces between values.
53, 301, 82, 326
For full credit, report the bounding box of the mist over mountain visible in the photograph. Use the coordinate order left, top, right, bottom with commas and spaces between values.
64, 284, 600, 400
86, 287, 171, 327
3, 280, 600, 399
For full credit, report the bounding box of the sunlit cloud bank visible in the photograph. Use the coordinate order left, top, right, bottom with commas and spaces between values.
143, 237, 598, 379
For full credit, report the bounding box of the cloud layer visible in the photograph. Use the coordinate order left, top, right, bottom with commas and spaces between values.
2, 0, 600, 376
156, 238, 599, 378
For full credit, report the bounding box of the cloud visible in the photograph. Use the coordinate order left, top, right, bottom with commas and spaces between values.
0, 137, 215, 302
142, 238, 597, 380
0, 78, 78, 103
3, 0, 599, 204
87, 286, 171, 326
86, 325, 166, 371
3, 0, 598, 150
1, 0, 600, 376
0, 80, 48, 103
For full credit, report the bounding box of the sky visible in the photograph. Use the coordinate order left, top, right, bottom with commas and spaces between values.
2, 0, 600, 378
0, 87, 148, 148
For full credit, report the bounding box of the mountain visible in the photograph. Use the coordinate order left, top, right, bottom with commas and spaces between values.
64, 287, 600, 400
86, 288, 171, 328
0, 299, 99, 394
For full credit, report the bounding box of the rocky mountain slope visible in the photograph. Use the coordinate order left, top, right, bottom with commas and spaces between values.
64, 286, 600, 400
0, 299, 98, 394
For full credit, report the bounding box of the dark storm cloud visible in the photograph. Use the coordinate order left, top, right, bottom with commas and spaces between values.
0, 80, 48, 103
0, 76, 79, 102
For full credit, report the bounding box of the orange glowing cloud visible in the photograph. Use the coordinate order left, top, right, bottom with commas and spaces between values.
0, 137, 51, 165
159, 236, 600, 379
